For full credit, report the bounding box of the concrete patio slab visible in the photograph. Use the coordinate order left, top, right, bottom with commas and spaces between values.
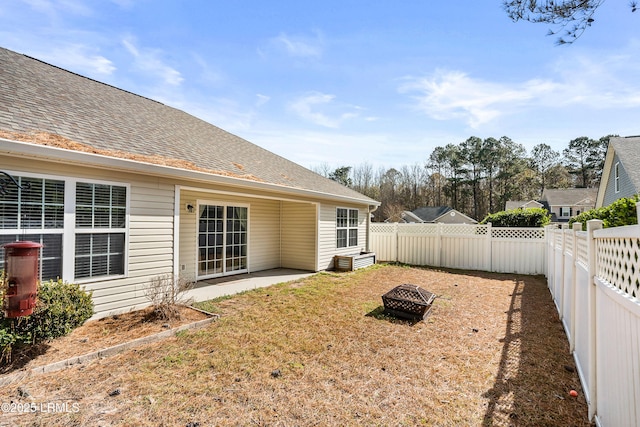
185, 268, 316, 302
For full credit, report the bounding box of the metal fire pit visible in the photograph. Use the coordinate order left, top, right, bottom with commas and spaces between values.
382, 284, 435, 320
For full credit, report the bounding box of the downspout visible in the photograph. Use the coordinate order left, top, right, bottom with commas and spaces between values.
366, 204, 379, 252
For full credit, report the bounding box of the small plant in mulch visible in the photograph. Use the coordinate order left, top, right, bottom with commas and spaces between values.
144, 273, 194, 321
1, 279, 94, 366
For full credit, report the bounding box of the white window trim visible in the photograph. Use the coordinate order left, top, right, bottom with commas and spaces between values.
195, 200, 250, 280
0, 170, 130, 283
336, 207, 359, 249
614, 161, 620, 193
69, 178, 130, 283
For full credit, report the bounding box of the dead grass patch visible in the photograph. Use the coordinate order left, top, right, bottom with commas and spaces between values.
0, 265, 592, 426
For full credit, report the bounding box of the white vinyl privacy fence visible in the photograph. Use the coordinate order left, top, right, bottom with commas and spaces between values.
547, 220, 640, 426
370, 223, 546, 274
370, 218, 640, 426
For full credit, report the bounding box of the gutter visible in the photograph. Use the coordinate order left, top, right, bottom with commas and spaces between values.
366, 204, 379, 252
0, 138, 380, 207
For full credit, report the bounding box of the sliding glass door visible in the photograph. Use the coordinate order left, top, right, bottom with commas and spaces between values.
198, 204, 247, 278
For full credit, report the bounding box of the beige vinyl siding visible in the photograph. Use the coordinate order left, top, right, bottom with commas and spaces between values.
179, 189, 281, 279
0, 156, 176, 319
280, 201, 317, 271
318, 203, 367, 270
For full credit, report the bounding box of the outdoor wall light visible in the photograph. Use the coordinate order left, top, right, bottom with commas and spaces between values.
186, 204, 194, 213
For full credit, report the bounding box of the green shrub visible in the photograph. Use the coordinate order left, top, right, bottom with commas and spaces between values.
481, 207, 551, 228
1, 279, 93, 362
569, 195, 639, 230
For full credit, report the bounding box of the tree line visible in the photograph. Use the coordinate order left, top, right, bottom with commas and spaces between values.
312, 135, 614, 222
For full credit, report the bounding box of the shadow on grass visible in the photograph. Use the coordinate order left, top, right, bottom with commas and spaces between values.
1, 342, 51, 374
365, 305, 422, 326
480, 275, 592, 426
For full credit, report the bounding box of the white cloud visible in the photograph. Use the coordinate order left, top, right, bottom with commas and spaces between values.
35, 44, 115, 76
289, 92, 360, 128
255, 94, 270, 107
122, 37, 183, 86
400, 48, 640, 128
268, 31, 324, 59
20, 0, 92, 18
399, 70, 558, 128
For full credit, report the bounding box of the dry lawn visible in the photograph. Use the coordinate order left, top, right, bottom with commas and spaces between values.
0, 265, 591, 426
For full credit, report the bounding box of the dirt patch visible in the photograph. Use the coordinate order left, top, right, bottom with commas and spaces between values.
1, 305, 211, 375
0, 265, 592, 426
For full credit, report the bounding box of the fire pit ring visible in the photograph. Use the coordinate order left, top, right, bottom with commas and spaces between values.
382, 284, 436, 321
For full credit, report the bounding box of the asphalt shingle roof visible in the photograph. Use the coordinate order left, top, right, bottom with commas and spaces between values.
0, 47, 377, 204
541, 188, 597, 206
411, 206, 452, 222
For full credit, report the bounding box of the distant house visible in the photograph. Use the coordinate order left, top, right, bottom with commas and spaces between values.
541, 188, 598, 222
398, 207, 477, 224
504, 200, 544, 211
596, 136, 640, 208
0, 47, 379, 318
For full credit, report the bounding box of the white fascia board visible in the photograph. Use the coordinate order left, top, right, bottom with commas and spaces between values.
0, 138, 379, 207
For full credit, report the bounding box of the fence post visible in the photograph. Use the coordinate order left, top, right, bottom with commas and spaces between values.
435, 222, 442, 267
586, 219, 603, 421
637, 201, 640, 224
557, 226, 566, 316
485, 222, 492, 272
569, 222, 581, 353
394, 223, 399, 263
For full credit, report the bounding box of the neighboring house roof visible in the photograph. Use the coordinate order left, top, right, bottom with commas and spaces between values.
541, 188, 598, 207
505, 200, 543, 210
400, 211, 424, 223
596, 136, 640, 207
410, 206, 477, 224
0, 47, 378, 206
412, 206, 453, 222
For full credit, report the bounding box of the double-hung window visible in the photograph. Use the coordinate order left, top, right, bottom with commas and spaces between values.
614, 162, 620, 193
74, 183, 127, 279
0, 172, 128, 282
0, 176, 64, 281
336, 208, 359, 248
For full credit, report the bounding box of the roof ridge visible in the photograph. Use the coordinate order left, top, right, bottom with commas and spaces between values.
17, 49, 165, 106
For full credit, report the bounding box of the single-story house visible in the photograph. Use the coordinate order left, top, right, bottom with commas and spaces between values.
399, 207, 477, 224
596, 136, 640, 208
540, 188, 597, 222
0, 47, 379, 318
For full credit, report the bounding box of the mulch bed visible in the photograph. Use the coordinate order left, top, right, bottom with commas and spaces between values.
1, 305, 210, 375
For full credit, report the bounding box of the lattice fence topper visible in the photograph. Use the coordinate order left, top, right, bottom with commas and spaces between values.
564, 230, 574, 253
491, 227, 546, 240
397, 224, 439, 235
441, 224, 489, 235
575, 233, 588, 264
370, 223, 398, 233
597, 237, 640, 298
554, 232, 563, 248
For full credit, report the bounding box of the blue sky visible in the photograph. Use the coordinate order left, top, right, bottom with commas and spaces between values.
1, 1, 638, 170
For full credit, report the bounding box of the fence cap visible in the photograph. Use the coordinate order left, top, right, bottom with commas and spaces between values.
1, 240, 43, 249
